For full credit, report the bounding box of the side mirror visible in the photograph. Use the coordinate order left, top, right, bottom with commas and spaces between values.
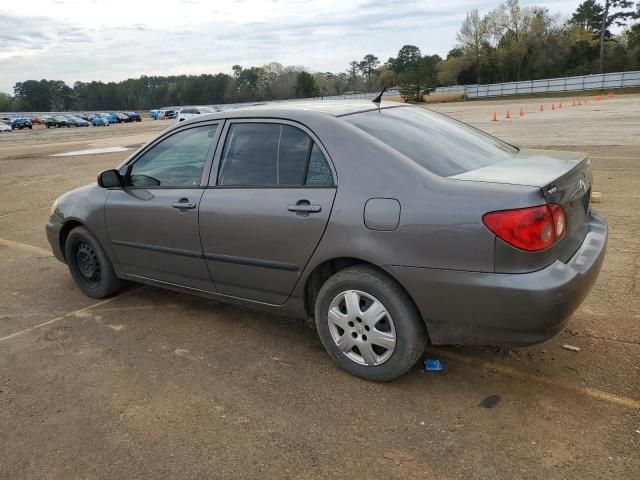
97, 169, 123, 188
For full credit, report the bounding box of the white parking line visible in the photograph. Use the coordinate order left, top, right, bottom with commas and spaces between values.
0, 287, 144, 343
0, 238, 53, 256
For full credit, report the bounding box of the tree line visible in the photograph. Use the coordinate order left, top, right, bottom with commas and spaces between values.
1, 0, 638, 112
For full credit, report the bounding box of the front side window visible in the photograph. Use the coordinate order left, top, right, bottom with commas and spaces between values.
218, 123, 333, 187
129, 125, 217, 187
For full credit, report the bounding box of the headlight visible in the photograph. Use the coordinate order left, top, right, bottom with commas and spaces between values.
50, 198, 59, 216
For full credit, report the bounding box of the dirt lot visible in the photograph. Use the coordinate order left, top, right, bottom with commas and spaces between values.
1, 96, 639, 479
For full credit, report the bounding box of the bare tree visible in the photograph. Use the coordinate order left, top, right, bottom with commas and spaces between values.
456, 9, 491, 83
488, 0, 534, 81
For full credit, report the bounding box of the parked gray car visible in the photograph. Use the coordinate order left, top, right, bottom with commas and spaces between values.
46, 101, 607, 381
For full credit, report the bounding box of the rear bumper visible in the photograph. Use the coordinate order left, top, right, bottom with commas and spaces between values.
387, 211, 607, 346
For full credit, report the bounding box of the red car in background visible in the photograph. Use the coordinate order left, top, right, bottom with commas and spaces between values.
30, 116, 43, 125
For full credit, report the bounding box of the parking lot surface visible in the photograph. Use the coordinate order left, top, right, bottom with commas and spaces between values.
1, 97, 639, 479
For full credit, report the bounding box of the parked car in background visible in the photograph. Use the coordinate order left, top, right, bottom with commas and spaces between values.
177, 106, 216, 122
45, 101, 607, 381
30, 116, 43, 125
0, 122, 11, 132
115, 112, 130, 123
124, 111, 142, 122
92, 115, 110, 127
45, 116, 69, 128
161, 110, 177, 119
65, 115, 90, 127
11, 117, 33, 130
101, 113, 119, 124
149, 109, 160, 120
77, 113, 90, 121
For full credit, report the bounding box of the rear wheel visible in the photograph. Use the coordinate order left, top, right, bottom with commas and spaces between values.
315, 265, 426, 381
65, 226, 125, 298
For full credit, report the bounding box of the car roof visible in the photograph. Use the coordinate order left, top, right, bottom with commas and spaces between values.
179, 100, 410, 126
237, 100, 406, 117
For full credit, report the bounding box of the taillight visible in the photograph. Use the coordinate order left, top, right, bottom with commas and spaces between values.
483, 204, 567, 252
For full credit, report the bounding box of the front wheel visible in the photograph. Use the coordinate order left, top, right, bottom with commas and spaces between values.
315, 265, 427, 382
65, 226, 125, 298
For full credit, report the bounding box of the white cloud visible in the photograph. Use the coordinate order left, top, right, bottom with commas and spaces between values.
0, 0, 583, 93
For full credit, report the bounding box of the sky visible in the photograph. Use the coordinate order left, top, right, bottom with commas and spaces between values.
0, 0, 584, 94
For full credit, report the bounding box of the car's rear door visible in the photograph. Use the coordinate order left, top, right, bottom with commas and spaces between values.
105, 121, 221, 291
199, 119, 337, 304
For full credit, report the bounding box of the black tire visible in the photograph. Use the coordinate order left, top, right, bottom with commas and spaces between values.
65, 226, 125, 298
314, 265, 427, 382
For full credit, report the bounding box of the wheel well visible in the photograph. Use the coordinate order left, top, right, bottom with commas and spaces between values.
58, 220, 84, 260
304, 258, 424, 330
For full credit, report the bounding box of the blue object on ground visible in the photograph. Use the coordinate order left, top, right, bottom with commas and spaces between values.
424, 359, 447, 371
479, 394, 501, 408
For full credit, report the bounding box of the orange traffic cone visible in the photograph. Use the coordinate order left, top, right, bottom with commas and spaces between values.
539, 104, 544, 112
608, 92, 614, 97
519, 107, 524, 116
491, 111, 497, 122
551, 103, 555, 110
559, 101, 563, 108
505, 110, 511, 119
584, 99, 588, 104
572, 100, 576, 106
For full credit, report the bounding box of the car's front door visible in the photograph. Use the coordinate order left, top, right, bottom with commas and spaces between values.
105, 122, 221, 291
199, 120, 337, 304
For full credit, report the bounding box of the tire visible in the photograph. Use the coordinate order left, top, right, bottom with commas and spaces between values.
314, 265, 427, 382
65, 226, 125, 298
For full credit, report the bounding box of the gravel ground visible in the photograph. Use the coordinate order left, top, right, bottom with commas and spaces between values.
1, 97, 639, 479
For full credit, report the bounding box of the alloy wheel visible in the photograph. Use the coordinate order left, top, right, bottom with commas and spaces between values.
327, 290, 396, 366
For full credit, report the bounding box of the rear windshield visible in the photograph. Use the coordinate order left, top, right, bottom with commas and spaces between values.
343, 106, 517, 177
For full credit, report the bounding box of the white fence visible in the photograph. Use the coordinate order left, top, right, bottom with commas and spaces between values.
435, 71, 640, 98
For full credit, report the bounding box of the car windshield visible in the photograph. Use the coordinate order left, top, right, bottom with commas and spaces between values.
342, 106, 518, 177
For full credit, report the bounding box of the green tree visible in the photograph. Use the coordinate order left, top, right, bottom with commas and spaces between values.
398, 55, 440, 102
387, 45, 422, 73
295, 71, 320, 98
0, 93, 13, 112
13, 80, 53, 111
570, 0, 605, 35
358, 54, 380, 92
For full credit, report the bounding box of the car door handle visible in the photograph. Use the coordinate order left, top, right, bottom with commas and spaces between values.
172, 201, 197, 209
288, 203, 321, 213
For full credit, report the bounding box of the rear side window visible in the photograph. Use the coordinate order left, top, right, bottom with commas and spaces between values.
343, 107, 517, 177
218, 123, 334, 187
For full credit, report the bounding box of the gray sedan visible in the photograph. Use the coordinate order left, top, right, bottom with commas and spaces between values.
46, 101, 607, 381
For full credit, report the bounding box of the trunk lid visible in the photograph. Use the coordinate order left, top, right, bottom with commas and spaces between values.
451, 149, 592, 261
